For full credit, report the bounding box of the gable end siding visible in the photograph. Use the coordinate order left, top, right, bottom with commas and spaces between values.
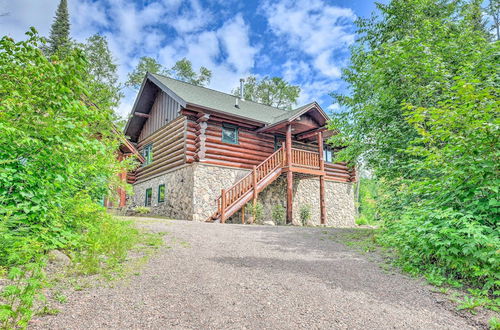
139, 91, 181, 142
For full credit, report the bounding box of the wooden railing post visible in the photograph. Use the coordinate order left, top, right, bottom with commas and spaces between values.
252, 165, 258, 207
221, 189, 226, 223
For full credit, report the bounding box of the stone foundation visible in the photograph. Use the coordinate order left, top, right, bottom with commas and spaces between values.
131, 165, 194, 220
130, 163, 355, 227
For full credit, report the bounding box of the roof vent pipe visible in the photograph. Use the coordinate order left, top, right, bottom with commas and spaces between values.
239, 78, 244, 100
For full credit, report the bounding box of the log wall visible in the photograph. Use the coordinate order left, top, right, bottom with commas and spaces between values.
135, 116, 187, 182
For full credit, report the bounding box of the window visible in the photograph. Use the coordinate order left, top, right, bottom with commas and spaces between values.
142, 144, 153, 166
274, 135, 284, 151
158, 184, 165, 203
324, 146, 333, 163
145, 188, 152, 206
222, 124, 238, 144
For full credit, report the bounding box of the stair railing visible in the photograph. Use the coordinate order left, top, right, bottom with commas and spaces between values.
291, 148, 320, 169
217, 146, 284, 222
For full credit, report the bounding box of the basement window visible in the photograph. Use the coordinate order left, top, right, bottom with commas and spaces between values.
158, 184, 165, 203
145, 188, 152, 206
142, 144, 153, 166
222, 124, 239, 144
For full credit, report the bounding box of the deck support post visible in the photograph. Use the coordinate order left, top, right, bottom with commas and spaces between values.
220, 189, 226, 224
252, 165, 258, 207
317, 131, 326, 225
286, 124, 293, 224
241, 204, 245, 224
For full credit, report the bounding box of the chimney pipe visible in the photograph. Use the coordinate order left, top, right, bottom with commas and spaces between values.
239, 78, 244, 100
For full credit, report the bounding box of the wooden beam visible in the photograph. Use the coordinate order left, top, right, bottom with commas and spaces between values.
241, 204, 245, 224
134, 112, 151, 118
318, 131, 326, 225
296, 127, 327, 141
286, 124, 293, 224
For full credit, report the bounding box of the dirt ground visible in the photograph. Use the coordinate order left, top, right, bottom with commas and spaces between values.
31, 217, 493, 329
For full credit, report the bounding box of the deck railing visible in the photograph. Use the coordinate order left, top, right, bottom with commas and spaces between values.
291, 148, 320, 169
217, 147, 284, 221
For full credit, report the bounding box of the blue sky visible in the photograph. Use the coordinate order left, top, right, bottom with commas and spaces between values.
1, 0, 385, 117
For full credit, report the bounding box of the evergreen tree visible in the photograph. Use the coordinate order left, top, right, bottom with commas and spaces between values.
46, 0, 70, 55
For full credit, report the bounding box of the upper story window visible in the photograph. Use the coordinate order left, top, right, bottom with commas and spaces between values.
324, 146, 333, 163
142, 144, 153, 166
222, 124, 238, 144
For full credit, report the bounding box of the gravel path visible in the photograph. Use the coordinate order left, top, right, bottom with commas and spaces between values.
32, 218, 485, 329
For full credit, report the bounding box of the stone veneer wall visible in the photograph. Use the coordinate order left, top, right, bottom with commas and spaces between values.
130, 163, 356, 227
191, 163, 249, 221
131, 165, 195, 220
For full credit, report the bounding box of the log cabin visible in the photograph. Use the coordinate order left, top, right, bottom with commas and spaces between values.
123, 73, 356, 226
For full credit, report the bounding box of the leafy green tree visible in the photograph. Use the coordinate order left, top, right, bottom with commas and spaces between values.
330, 0, 499, 294
170, 58, 211, 86
486, 0, 500, 40
233, 76, 300, 110
126, 57, 212, 89
80, 34, 123, 110
125, 56, 166, 88
45, 0, 71, 56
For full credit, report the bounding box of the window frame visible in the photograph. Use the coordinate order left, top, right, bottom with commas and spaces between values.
142, 143, 153, 166
145, 188, 152, 206
158, 184, 165, 203
221, 123, 239, 145
323, 146, 333, 163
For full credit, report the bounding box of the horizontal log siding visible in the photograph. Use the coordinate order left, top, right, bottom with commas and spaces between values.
184, 116, 353, 180
136, 116, 187, 182
139, 91, 181, 142
198, 119, 275, 169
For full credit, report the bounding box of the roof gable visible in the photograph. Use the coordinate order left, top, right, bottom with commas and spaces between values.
124, 73, 328, 140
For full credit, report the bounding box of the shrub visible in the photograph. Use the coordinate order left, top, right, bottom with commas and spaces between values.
299, 205, 311, 226
272, 204, 286, 225
249, 202, 263, 224
134, 206, 151, 215
0, 30, 137, 328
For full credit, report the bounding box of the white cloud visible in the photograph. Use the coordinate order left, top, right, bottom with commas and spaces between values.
217, 14, 259, 72
261, 0, 355, 78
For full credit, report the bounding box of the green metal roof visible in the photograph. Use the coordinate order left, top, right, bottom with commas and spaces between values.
151, 73, 299, 124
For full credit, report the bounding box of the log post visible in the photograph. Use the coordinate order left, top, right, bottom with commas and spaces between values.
286, 124, 293, 224
317, 131, 326, 225
241, 204, 245, 224
221, 189, 226, 224
252, 165, 258, 207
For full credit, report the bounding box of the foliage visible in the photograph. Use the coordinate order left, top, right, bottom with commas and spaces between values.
355, 178, 380, 225
44, 0, 70, 56
169, 58, 211, 87
125, 56, 166, 88
79, 34, 123, 110
271, 204, 286, 225
299, 205, 311, 226
330, 0, 499, 296
490, 317, 500, 330
248, 202, 263, 224
233, 76, 300, 110
126, 57, 211, 89
134, 206, 151, 215
0, 29, 136, 328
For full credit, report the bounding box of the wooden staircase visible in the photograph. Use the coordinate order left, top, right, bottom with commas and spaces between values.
207, 147, 285, 223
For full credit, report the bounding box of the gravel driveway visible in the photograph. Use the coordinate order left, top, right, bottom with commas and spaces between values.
32, 217, 485, 329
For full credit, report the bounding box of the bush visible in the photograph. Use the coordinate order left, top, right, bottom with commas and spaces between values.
0, 30, 137, 328
134, 206, 151, 215
299, 205, 311, 226
249, 202, 263, 224
272, 204, 286, 225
